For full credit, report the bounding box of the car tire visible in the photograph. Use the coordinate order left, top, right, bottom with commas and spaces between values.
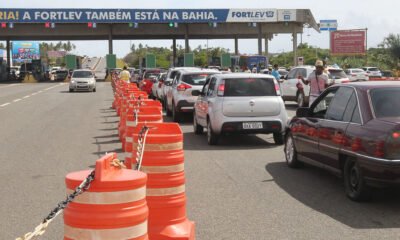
284, 133, 302, 168
297, 91, 306, 107
69, 88, 73, 92
172, 102, 180, 122
273, 132, 284, 145
165, 97, 172, 117
193, 112, 204, 135
344, 158, 371, 201
93, 88, 96, 92
207, 119, 219, 145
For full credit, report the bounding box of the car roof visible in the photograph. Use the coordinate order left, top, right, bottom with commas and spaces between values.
338, 81, 400, 91
216, 73, 275, 79
178, 68, 220, 74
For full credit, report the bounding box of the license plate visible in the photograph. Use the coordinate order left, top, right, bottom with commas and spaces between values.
243, 122, 263, 129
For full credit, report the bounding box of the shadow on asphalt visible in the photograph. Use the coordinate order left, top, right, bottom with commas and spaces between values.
265, 162, 400, 229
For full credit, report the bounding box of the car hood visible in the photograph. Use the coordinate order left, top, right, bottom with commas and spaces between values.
72, 78, 94, 82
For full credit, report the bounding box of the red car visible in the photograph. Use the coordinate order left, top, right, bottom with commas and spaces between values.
139, 69, 163, 96
285, 82, 400, 201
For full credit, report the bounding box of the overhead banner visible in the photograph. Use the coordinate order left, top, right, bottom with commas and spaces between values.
12, 41, 40, 63
0, 8, 282, 23
330, 30, 366, 55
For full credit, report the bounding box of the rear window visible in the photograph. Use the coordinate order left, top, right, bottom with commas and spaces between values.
182, 74, 210, 86
72, 71, 92, 78
144, 71, 160, 79
370, 88, 400, 118
328, 69, 347, 79
368, 67, 380, 72
224, 78, 276, 97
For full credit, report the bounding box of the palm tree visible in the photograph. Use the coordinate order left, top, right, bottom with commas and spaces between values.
381, 34, 400, 66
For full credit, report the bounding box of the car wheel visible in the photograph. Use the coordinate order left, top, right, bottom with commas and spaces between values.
193, 112, 204, 135
93, 88, 96, 92
207, 120, 219, 145
344, 158, 371, 201
297, 91, 306, 107
69, 88, 73, 92
172, 102, 180, 122
273, 132, 284, 145
285, 133, 302, 168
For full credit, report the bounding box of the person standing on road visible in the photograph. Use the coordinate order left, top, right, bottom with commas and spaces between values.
271, 64, 281, 81
119, 66, 131, 83
300, 60, 329, 106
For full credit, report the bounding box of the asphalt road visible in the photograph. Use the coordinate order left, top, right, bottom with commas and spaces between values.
1, 82, 400, 240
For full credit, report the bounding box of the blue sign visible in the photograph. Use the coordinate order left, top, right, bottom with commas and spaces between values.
320, 19, 338, 31
12, 41, 40, 63
0, 9, 279, 23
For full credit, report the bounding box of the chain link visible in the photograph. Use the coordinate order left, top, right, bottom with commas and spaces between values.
15, 170, 96, 240
135, 125, 150, 171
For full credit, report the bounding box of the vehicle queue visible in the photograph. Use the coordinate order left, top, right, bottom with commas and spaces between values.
107, 60, 400, 202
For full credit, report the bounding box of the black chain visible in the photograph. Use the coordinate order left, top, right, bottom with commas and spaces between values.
135, 126, 149, 171
42, 170, 96, 223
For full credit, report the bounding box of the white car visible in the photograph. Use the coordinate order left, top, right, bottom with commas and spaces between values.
166, 68, 219, 122
345, 68, 369, 82
362, 67, 382, 78
69, 70, 96, 92
151, 72, 167, 100
193, 73, 288, 145
162, 67, 199, 112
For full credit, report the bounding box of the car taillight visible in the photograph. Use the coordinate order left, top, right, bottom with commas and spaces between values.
386, 131, 400, 159
177, 83, 191, 91
352, 74, 357, 77
374, 141, 385, 158
342, 79, 350, 83
217, 82, 225, 96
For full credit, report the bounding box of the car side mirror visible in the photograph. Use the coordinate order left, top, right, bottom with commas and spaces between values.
192, 90, 201, 96
296, 107, 310, 118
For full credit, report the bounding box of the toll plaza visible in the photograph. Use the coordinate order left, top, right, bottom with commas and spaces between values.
0, 8, 319, 70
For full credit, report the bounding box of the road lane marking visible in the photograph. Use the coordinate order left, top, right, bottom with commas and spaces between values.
23, 95, 30, 99
13, 99, 21, 102
0, 103, 10, 107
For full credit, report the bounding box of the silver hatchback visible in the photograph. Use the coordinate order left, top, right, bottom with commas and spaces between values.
69, 70, 96, 92
193, 73, 288, 145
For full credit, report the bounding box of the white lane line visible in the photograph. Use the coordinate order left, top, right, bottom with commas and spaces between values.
13, 99, 22, 103
23, 95, 30, 99
31, 93, 37, 96
0, 103, 10, 107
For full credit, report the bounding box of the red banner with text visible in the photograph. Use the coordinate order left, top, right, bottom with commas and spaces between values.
330, 30, 366, 55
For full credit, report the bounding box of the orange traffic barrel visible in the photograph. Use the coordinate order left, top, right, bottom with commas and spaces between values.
124, 107, 163, 166
131, 123, 195, 240
64, 153, 149, 240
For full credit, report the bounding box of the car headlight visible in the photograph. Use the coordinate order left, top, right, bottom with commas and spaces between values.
70, 80, 76, 84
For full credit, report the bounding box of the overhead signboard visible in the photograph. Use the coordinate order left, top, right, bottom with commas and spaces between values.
330, 30, 366, 56
320, 20, 338, 31
47, 51, 66, 58
277, 9, 297, 22
12, 41, 40, 63
0, 8, 282, 23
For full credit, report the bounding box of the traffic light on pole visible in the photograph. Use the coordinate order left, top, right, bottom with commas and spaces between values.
88, 22, 97, 28
45, 22, 50, 28
1, 22, 6, 28
168, 22, 178, 28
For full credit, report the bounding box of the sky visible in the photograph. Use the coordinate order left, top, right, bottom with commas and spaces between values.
1, 0, 399, 58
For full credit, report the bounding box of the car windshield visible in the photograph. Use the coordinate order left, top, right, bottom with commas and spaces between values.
370, 88, 400, 118
182, 73, 211, 85
328, 69, 347, 79
145, 72, 159, 79
224, 78, 276, 97
72, 71, 92, 78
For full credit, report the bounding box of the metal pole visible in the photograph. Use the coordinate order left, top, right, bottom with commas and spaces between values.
264, 34, 269, 57
258, 24, 262, 55
293, 32, 298, 66
108, 24, 113, 54
185, 24, 189, 53
6, 39, 11, 69
172, 38, 177, 67
234, 36, 239, 55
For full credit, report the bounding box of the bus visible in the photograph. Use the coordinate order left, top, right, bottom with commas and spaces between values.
231, 55, 268, 72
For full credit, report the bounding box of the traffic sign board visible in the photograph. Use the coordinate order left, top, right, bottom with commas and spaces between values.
320, 20, 337, 31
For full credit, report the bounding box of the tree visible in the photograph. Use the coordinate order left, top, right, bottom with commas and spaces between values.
381, 34, 400, 67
